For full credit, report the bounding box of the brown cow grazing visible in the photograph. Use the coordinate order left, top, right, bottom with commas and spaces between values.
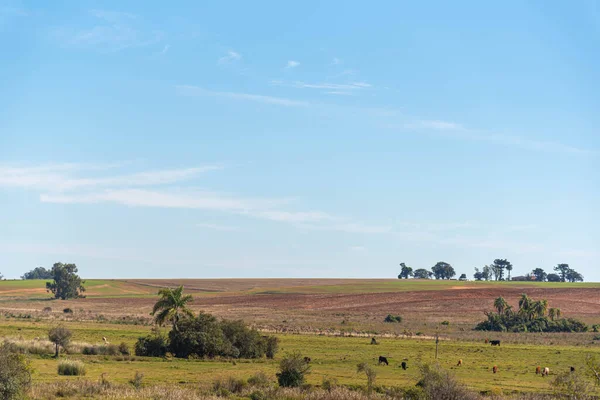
492, 365, 498, 374
378, 356, 389, 366
535, 366, 541, 375
570, 366, 575, 372
484, 338, 489, 344
457, 359, 463, 367
542, 367, 550, 377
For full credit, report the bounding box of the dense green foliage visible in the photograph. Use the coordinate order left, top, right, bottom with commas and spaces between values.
168, 313, 277, 359
398, 263, 413, 279
384, 314, 403, 323
0, 343, 32, 399
134, 328, 168, 357
431, 262, 455, 280
57, 360, 86, 376
45, 263, 85, 300
475, 294, 588, 333
21, 267, 53, 280
413, 268, 432, 279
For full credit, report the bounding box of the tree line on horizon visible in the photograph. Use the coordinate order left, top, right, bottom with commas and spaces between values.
398, 260, 584, 282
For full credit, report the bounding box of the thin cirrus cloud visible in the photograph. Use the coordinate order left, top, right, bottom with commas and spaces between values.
176, 85, 310, 107
55, 9, 162, 52
398, 119, 595, 155
2, 162, 385, 232
270, 80, 372, 91
285, 60, 300, 68
218, 50, 241, 65
197, 223, 242, 232
0, 164, 220, 191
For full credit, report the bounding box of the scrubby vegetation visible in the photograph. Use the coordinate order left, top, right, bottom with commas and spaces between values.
384, 314, 402, 323
0, 343, 32, 399
57, 359, 86, 376
276, 352, 311, 388
475, 294, 588, 333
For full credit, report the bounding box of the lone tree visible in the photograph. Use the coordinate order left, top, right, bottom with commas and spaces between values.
48, 325, 72, 358
398, 263, 413, 279
491, 259, 512, 281
531, 268, 547, 282
151, 285, 194, 332
413, 269, 432, 279
46, 263, 85, 300
431, 262, 455, 280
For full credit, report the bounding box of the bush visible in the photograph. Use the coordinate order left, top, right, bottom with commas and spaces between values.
592, 324, 600, 333
416, 364, 479, 400
134, 329, 167, 357
276, 352, 310, 388
0, 343, 32, 399
63, 308, 73, 314
212, 376, 247, 394
592, 335, 600, 341
248, 371, 270, 388
118, 342, 130, 355
58, 359, 86, 376
264, 336, 279, 359
384, 314, 402, 323
221, 319, 266, 358
441, 320, 450, 326
551, 371, 591, 399
129, 371, 144, 389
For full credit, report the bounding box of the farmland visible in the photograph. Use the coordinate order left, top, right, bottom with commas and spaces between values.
1, 278, 600, 397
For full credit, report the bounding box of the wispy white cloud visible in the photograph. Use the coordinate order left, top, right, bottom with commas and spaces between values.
297, 222, 392, 234
176, 85, 310, 107
349, 245, 366, 251
159, 44, 170, 54
218, 50, 241, 65
332, 57, 342, 65
395, 119, 594, 155
197, 223, 242, 232
285, 60, 300, 68
271, 80, 372, 91
0, 164, 220, 191
55, 9, 162, 52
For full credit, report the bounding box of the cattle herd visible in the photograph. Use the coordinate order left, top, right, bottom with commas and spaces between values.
362, 338, 574, 377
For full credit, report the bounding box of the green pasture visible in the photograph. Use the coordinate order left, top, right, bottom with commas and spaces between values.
2, 319, 599, 394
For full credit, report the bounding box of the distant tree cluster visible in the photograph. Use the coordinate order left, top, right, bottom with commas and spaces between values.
398, 262, 456, 280
475, 293, 588, 333
21, 267, 53, 280
471, 262, 583, 283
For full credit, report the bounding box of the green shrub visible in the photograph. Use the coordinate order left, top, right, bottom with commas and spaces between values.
592, 324, 600, 333
441, 320, 450, 326
249, 390, 267, 400
118, 342, 130, 355
592, 335, 600, 341
247, 371, 270, 388
58, 359, 86, 376
212, 376, 247, 394
276, 352, 310, 388
416, 364, 478, 400
384, 314, 402, 323
264, 336, 279, 359
134, 330, 167, 357
0, 343, 32, 399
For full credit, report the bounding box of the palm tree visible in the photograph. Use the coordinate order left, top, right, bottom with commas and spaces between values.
151, 285, 194, 331
548, 307, 561, 321
518, 294, 532, 312
493, 297, 509, 314
530, 300, 548, 320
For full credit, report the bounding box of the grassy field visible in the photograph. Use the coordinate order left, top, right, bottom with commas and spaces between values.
1, 278, 600, 396
2, 318, 599, 395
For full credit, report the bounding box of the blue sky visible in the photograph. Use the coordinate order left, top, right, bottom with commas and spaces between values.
1, 1, 599, 280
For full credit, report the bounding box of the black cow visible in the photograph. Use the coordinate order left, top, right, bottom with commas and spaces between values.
570, 366, 575, 372
370, 337, 378, 345
401, 361, 407, 370
303, 357, 311, 363
378, 356, 389, 366
490, 340, 501, 346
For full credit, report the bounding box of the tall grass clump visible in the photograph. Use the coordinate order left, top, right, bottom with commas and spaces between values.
0, 343, 32, 399
57, 359, 86, 376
